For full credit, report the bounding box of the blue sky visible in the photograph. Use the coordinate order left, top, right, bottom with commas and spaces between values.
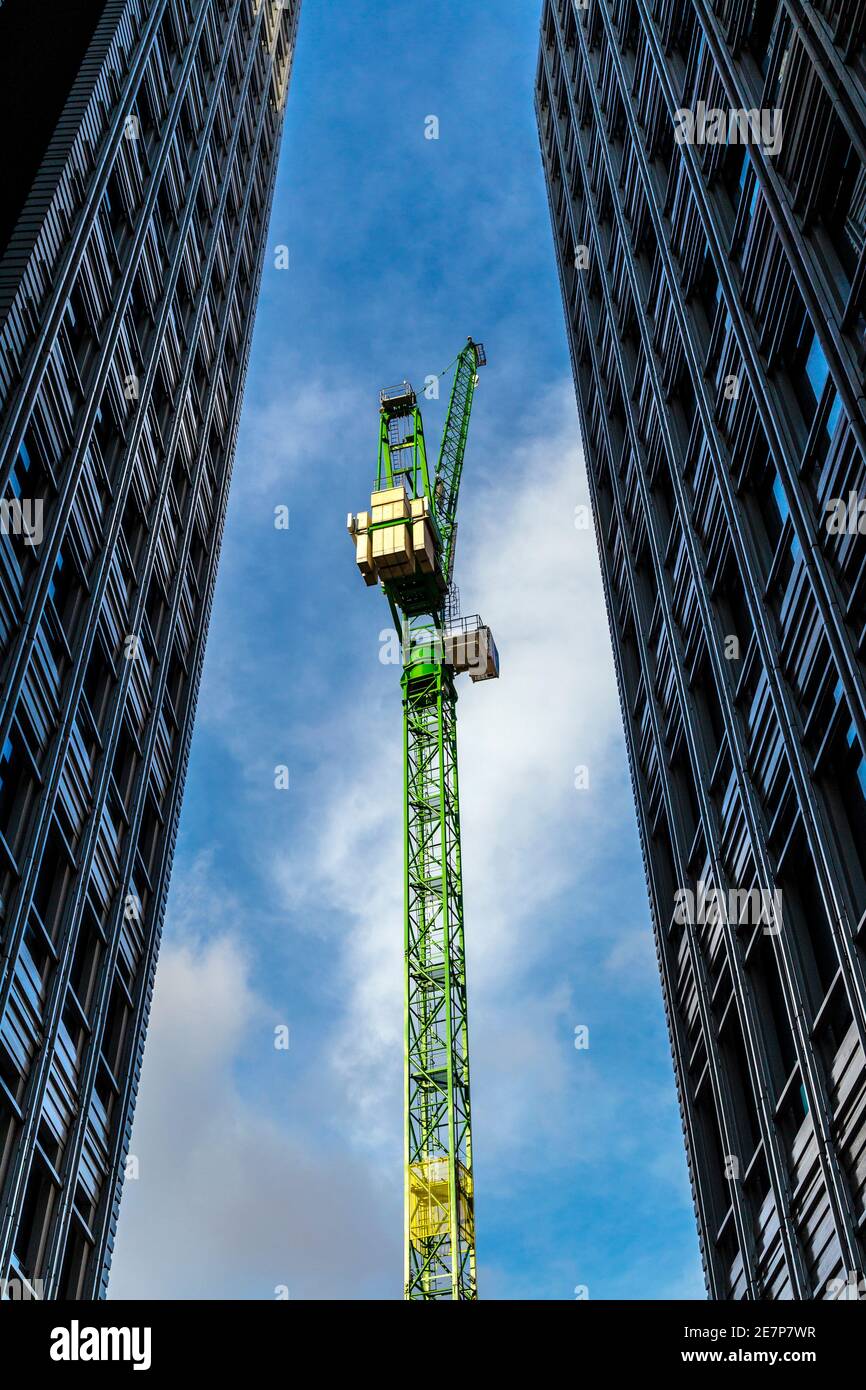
110, 0, 704, 1301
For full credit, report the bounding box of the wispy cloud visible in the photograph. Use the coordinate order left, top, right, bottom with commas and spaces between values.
110, 854, 397, 1300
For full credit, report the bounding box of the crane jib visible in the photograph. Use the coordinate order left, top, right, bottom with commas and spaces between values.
434, 342, 483, 583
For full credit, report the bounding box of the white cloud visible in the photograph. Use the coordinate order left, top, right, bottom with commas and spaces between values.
109, 856, 397, 1300
602, 925, 658, 986
192, 369, 370, 749
229, 366, 367, 506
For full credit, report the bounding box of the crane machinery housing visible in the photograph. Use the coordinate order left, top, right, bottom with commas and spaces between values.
347, 337, 498, 1301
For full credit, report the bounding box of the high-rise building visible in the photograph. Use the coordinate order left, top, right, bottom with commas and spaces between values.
537, 1, 866, 1298
0, 0, 299, 1298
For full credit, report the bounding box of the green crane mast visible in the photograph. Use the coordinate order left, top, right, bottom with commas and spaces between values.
347, 338, 498, 1300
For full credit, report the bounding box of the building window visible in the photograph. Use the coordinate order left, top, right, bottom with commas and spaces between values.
0, 729, 37, 863
13, 1156, 56, 1282
31, 822, 75, 944
58, 1215, 92, 1300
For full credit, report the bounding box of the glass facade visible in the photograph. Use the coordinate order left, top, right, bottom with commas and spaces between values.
537, 0, 866, 1298
0, 0, 299, 1298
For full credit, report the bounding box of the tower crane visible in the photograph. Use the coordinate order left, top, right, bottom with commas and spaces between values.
347, 337, 498, 1301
